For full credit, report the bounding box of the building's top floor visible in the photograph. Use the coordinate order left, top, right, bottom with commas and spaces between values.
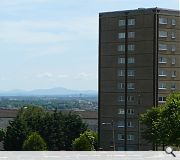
100, 7, 180, 18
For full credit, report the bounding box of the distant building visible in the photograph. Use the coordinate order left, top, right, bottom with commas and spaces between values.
98, 8, 180, 151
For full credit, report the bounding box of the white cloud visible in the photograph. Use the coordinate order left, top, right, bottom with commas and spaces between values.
37, 72, 53, 78
58, 74, 69, 79
74, 72, 92, 80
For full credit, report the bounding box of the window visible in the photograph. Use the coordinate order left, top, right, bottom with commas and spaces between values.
128, 57, 135, 64
159, 57, 167, 64
118, 57, 125, 64
159, 17, 168, 24
117, 70, 125, 76
127, 134, 134, 141
127, 83, 135, 89
128, 70, 135, 76
119, 20, 125, 26
127, 109, 134, 115
118, 96, 125, 102
171, 45, 176, 52
128, 32, 135, 38
159, 44, 168, 51
172, 57, 176, 64
117, 83, 125, 89
159, 69, 167, 77
118, 134, 134, 140
158, 96, 166, 102
172, 19, 176, 25
117, 121, 124, 128
117, 147, 124, 151
159, 31, 168, 38
171, 32, 176, 39
128, 19, 135, 25
118, 134, 124, 140
171, 71, 176, 77
117, 45, 125, 52
159, 83, 166, 89
127, 96, 135, 102
128, 44, 135, 51
118, 33, 125, 39
118, 108, 125, 114
127, 121, 133, 127
171, 83, 176, 90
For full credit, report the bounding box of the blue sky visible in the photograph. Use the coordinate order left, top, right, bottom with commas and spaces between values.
0, 0, 179, 91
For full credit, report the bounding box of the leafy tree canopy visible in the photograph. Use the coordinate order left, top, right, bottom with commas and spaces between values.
140, 92, 180, 148
4, 106, 87, 150
72, 131, 98, 151
22, 132, 47, 151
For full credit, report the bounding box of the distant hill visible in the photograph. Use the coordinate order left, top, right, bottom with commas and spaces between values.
0, 87, 97, 96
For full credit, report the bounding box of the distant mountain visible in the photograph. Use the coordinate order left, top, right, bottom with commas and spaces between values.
0, 87, 97, 96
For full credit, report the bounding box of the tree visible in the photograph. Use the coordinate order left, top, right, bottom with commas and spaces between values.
40, 110, 65, 150
22, 132, 47, 151
72, 131, 97, 151
161, 93, 180, 147
3, 106, 87, 151
140, 106, 163, 149
4, 118, 29, 150
140, 92, 180, 149
0, 128, 5, 142
3, 106, 45, 150
63, 112, 88, 150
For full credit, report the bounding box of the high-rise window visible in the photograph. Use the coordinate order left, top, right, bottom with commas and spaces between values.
171, 45, 176, 52
172, 19, 176, 25
128, 19, 135, 25
128, 57, 135, 64
128, 32, 135, 38
118, 108, 125, 114
117, 83, 125, 89
117, 121, 124, 128
171, 83, 176, 90
127, 109, 134, 115
171, 32, 176, 39
117, 70, 125, 76
127, 121, 133, 127
159, 17, 168, 24
119, 20, 125, 26
159, 57, 167, 64
171, 71, 176, 77
159, 83, 167, 89
127, 134, 134, 141
159, 44, 168, 50
118, 45, 125, 52
118, 33, 125, 39
118, 134, 134, 140
159, 31, 168, 38
158, 96, 166, 102
127, 83, 135, 89
127, 96, 135, 102
159, 69, 167, 77
128, 70, 135, 76
118, 134, 124, 140
172, 57, 176, 64
128, 44, 135, 51
118, 57, 125, 64
118, 96, 125, 102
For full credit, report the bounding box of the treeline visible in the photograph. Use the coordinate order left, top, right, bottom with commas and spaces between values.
0, 97, 97, 110
0, 106, 97, 151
